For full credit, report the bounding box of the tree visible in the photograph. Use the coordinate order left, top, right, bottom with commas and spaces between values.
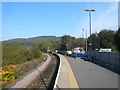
88, 33, 100, 50
87, 29, 117, 51
60, 35, 77, 50
76, 38, 85, 48
37, 40, 61, 52
60, 35, 86, 51
115, 27, 120, 52
98, 29, 115, 48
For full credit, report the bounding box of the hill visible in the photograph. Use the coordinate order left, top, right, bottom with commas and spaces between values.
2, 36, 61, 46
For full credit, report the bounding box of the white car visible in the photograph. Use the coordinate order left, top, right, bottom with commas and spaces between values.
66, 51, 72, 55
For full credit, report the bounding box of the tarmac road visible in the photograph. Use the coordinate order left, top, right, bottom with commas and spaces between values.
65, 56, 119, 88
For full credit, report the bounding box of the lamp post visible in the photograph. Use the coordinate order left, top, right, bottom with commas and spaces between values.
66, 44, 68, 51
82, 29, 84, 49
85, 9, 95, 51
86, 29, 87, 52
82, 29, 84, 39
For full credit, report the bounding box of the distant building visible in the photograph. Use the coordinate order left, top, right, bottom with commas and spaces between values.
71, 47, 84, 58
97, 48, 111, 52
72, 47, 84, 53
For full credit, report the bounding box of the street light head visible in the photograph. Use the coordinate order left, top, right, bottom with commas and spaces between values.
85, 9, 89, 11
85, 9, 95, 11
91, 10, 95, 11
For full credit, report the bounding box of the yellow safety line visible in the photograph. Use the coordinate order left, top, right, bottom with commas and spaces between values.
60, 55, 79, 88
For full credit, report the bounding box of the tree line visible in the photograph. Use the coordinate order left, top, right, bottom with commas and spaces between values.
88, 28, 120, 52
2, 28, 120, 66
43, 28, 120, 52
22, 28, 120, 52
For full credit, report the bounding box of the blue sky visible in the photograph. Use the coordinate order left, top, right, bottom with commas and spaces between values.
118, 1, 120, 27
2, 2, 118, 40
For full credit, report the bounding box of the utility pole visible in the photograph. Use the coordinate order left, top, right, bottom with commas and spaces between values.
82, 29, 84, 49
85, 9, 95, 61
86, 29, 87, 52
83, 29, 84, 39
66, 44, 68, 51
85, 9, 95, 51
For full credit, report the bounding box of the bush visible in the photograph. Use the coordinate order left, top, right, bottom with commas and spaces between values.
32, 47, 42, 58
0, 65, 17, 87
2, 44, 42, 66
1, 44, 42, 87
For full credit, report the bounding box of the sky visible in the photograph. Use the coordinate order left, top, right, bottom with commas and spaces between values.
2, 2, 118, 41
118, 1, 120, 27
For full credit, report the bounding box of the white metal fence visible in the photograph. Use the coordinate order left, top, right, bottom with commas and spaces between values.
84, 51, 120, 69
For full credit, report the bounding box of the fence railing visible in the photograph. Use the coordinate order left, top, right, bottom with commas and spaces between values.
84, 51, 120, 69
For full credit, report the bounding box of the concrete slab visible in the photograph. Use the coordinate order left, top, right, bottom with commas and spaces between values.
66, 56, 119, 88
54, 54, 79, 88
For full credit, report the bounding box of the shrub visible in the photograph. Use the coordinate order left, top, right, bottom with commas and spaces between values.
2, 44, 42, 66
0, 65, 17, 87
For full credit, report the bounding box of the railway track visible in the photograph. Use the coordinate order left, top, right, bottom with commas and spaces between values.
28, 53, 60, 89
